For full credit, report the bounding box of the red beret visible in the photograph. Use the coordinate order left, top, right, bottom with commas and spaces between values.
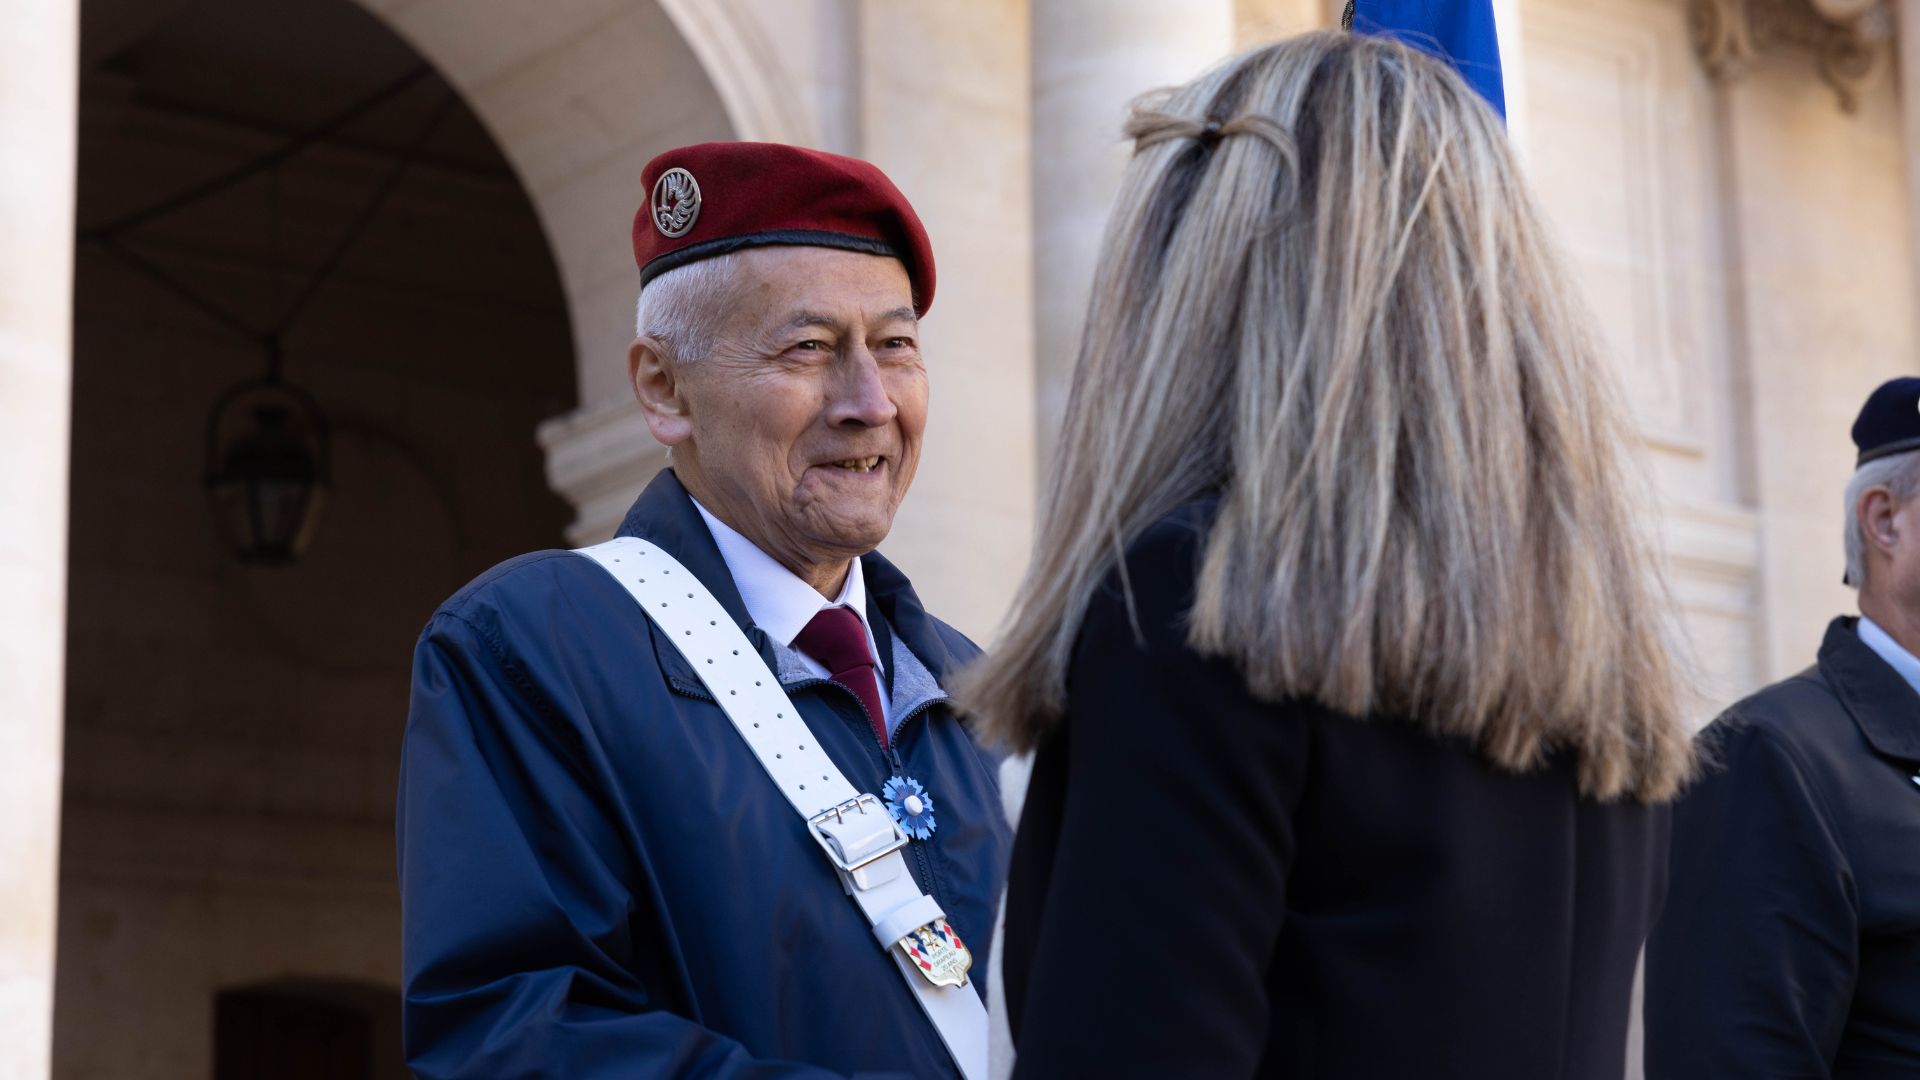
633, 142, 937, 316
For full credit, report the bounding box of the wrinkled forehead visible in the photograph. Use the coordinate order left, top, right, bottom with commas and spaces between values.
720, 246, 919, 336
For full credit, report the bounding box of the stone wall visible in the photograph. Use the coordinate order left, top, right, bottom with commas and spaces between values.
26, 0, 1920, 1076
1520, 0, 1914, 720
54, 0, 575, 1072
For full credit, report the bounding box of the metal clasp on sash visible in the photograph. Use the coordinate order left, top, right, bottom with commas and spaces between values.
808, 794, 909, 891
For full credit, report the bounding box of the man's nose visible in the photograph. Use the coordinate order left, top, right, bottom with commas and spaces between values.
825, 345, 897, 428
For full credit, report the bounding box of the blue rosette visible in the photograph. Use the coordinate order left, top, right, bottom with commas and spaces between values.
882, 775, 937, 840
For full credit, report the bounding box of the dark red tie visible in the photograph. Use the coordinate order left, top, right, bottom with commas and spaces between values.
793, 606, 888, 747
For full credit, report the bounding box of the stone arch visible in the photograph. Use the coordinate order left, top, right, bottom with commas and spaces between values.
214, 977, 405, 1080
344, 0, 748, 406
338, 0, 1040, 635
342, 0, 833, 538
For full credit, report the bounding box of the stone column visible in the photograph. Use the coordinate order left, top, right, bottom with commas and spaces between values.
1902, 0, 1920, 318
857, 0, 1037, 642
1031, 1, 1236, 474
0, 0, 77, 1075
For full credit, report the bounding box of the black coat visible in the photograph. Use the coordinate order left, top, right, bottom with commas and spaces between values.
1001, 497, 1671, 1080
1645, 617, 1920, 1079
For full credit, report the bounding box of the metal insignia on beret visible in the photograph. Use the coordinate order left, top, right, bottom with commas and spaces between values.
652, 167, 701, 239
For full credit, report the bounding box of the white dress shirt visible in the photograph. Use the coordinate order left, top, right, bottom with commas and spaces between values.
691, 498, 890, 725
1858, 615, 1920, 699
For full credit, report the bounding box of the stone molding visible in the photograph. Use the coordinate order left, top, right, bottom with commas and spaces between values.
1689, 0, 1893, 111
536, 400, 667, 545
1660, 496, 1763, 593
1658, 496, 1766, 716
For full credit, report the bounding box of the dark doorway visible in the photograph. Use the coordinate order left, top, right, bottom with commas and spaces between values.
215, 980, 405, 1080
59, 0, 577, 1075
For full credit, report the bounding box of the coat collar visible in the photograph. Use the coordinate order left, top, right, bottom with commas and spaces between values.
1820, 615, 1920, 764
859, 539, 966, 683
616, 470, 758, 628
613, 468, 962, 687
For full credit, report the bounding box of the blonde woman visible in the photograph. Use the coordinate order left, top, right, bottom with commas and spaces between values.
963, 30, 1693, 1080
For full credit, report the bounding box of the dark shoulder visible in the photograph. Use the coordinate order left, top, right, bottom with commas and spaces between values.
435, 548, 599, 615
1690, 665, 1848, 794
1085, 494, 1224, 642
426, 548, 612, 640
1700, 666, 1842, 755
1122, 494, 1223, 574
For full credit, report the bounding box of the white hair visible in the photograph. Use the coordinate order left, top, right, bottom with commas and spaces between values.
1844, 448, 1920, 588
633, 253, 743, 364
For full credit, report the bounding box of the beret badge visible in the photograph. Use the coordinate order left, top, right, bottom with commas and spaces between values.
651, 167, 701, 239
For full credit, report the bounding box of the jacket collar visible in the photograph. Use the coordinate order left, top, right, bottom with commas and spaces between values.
1820, 615, 1920, 764
616, 470, 758, 626
614, 468, 960, 686
858, 543, 965, 683
762, 631, 950, 723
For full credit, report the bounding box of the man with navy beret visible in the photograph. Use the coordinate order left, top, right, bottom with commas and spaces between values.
1646, 377, 1920, 1077
396, 142, 1007, 1079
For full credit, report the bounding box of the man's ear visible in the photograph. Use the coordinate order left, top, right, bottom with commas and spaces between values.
1860, 486, 1901, 556
630, 337, 694, 447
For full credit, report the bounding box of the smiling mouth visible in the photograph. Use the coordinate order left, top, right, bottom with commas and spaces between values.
825, 457, 884, 473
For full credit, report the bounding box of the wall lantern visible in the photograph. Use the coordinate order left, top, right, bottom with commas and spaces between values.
204, 353, 331, 564
78, 66, 452, 566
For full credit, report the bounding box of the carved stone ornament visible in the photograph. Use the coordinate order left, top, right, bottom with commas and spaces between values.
1689, 0, 1893, 112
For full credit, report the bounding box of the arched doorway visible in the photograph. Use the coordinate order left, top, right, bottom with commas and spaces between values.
54, 0, 729, 1074
345, 0, 749, 542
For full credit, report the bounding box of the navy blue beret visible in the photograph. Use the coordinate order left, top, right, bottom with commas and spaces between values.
1853, 376, 1920, 466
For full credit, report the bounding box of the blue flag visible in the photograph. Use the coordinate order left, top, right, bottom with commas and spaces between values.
1350, 0, 1506, 119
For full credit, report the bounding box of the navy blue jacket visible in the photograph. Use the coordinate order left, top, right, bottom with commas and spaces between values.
397, 469, 1010, 1079
1646, 617, 1920, 1078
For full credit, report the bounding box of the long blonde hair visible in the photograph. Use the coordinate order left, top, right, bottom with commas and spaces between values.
963, 31, 1693, 802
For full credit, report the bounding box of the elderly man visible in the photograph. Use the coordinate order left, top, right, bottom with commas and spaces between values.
397, 142, 1008, 1079
1645, 376, 1920, 1077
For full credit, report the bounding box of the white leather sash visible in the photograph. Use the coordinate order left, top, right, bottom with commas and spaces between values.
578, 537, 988, 1079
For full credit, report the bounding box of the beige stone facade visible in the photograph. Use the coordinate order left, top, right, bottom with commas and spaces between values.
1, 0, 1914, 1076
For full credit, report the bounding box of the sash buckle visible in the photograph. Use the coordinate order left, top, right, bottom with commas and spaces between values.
809, 794, 909, 889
